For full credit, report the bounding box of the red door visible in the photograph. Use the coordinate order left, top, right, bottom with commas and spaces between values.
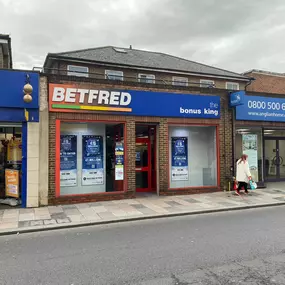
135, 138, 152, 192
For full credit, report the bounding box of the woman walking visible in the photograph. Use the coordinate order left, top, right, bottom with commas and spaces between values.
236, 154, 252, 195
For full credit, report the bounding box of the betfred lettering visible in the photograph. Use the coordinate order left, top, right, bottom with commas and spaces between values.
52, 87, 132, 106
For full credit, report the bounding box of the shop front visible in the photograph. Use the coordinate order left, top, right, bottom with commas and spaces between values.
0, 70, 39, 207
48, 82, 222, 204
233, 91, 285, 185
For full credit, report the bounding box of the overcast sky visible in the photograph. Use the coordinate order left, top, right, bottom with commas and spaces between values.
1, 0, 285, 73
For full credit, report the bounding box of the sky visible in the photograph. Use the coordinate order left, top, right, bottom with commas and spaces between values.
1, 0, 285, 73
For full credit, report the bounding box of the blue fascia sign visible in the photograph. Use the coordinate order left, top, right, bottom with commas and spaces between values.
229, 90, 245, 107
50, 84, 221, 119
0, 69, 39, 109
127, 90, 220, 118
236, 94, 285, 122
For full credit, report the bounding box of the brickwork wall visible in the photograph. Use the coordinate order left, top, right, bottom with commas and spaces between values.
47, 77, 233, 204
52, 61, 245, 90
0, 46, 3, 68
246, 72, 285, 95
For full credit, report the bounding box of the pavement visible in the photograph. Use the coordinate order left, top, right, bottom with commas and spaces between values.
0, 182, 285, 236
0, 206, 285, 284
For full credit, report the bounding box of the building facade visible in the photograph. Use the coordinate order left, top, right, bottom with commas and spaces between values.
244, 69, 285, 95
230, 70, 285, 187
0, 69, 40, 208
0, 34, 12, 69
43, 46, 250, 204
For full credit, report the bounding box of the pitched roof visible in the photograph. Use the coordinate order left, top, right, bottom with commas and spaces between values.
47, 46, 248, 80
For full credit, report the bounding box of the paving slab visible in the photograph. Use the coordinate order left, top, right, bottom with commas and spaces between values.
0, 187, 284, 236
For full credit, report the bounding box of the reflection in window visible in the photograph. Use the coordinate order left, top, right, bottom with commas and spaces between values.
235, 127, 263, 182
169, 126, 217, 188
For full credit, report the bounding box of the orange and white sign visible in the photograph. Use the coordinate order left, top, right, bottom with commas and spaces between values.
5, 169, 19, 198
49, 84, 132, 113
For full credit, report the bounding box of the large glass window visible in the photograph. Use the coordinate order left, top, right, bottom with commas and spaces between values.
235, 127, 263, 182
169, 126, 217, 188
59, 122, 125, 196
0, 124, 22, 206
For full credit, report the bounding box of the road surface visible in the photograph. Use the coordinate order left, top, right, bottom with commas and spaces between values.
0, 206, 285, 284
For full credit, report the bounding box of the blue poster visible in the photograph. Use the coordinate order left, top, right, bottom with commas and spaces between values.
171, 137, 189, 181
82, 135, 104, 185
60, 135, 77, 187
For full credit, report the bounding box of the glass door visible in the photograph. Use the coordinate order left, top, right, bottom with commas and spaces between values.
278, 140, 285, 179
135, 138, 151, 192
264, 138, 285, 181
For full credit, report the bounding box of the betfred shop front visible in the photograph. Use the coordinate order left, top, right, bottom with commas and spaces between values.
48, 82, 224, 205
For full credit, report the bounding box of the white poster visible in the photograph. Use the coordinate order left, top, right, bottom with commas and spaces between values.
60, 170, 77, 187
115, 166, 124, 181
242, 134, 258, 181
171, 167, 189, 181
82, 169, 104, 185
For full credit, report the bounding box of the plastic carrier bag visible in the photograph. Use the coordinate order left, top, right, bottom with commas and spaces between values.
249, 180, 257, 190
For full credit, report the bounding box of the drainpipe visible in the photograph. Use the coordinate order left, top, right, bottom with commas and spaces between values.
232, 77, 255, 184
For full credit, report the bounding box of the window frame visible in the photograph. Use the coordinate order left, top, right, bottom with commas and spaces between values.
200, 79, 215, 88
226, 82, 240, 90
172, 76, 189, 87
55, 119, 127, 198
138, 73, 155, 84
67, 65, 89, 77
105, 70, 124, 81
167, 123, 220, 190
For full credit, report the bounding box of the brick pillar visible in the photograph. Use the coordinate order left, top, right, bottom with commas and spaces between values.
126, 118, 136, 193
219, 96, 233, 191
48, 113, 56, 201
158, 118, 168, 194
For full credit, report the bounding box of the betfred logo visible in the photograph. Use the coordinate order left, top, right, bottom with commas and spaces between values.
49, 84, 132, 113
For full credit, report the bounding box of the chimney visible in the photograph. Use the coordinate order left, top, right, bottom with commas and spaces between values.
129, 45, 132, 50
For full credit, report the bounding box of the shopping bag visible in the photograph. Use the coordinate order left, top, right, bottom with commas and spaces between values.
249, 180, 257, 190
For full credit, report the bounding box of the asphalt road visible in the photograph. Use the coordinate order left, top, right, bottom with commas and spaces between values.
0, 207, 285, 285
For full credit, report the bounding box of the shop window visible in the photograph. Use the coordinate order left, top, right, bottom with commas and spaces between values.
200, 79, 215, 88
138, 74, 155, 84
0, 125, 22, 206
235, 128, 263, 182
105, 70, 124, 81
59, 122, 125, 196
226, 82, 239, 90
172, 76, 188, 87
67, 65, 89, 77
169, 126, 217, 188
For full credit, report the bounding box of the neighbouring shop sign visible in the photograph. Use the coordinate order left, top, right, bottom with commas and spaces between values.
5, 169, 19, 198
242, 134, 258, 182
115, 142, 124, 181
171, 137, 189, 181
229, 91, 244, 107
49, 84, 220, 119
60, 135, 77, 187
82, 135, 104, 185
236, 94, 285, 122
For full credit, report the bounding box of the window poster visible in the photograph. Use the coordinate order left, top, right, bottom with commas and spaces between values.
242, 134, 258, 181
82, 135, 104, 185
171, 137, 189, 181
115, 142, 124, 181
5, 169, 19, 198
60, 135, 77, 187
